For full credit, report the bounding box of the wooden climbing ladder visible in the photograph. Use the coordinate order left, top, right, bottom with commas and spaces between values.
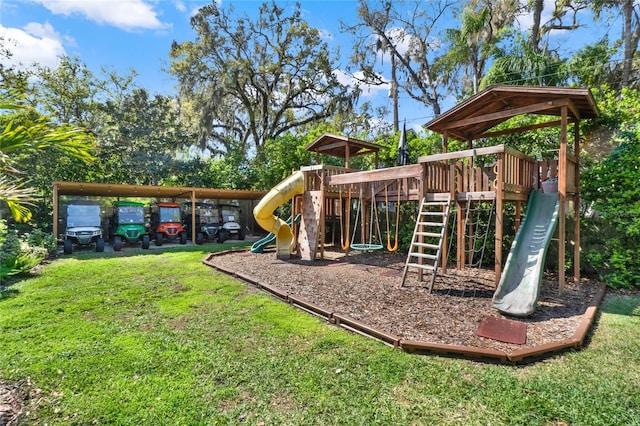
400, 195, 452, 292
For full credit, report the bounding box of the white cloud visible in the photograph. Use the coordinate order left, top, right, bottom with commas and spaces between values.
318, 28, 333, 41
0, 22, 66, 71
334, 69, 389, 99
173, 0, 186, 13
34, 0, 169, 32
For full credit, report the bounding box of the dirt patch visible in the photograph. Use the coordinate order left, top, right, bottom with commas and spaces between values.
0, 382, 24, 426
208, 249, 601, 354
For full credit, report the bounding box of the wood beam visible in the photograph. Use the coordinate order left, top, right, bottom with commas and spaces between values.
315, 141, 347, 152
439, 99, 573, 131
419, 145, 506, 163
477, 119, 572, 139
327, 164, 422, 186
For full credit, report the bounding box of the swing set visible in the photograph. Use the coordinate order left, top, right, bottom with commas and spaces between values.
339, 180, 402, 253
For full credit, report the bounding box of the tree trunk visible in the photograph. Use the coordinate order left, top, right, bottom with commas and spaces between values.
391, 53, 399, 132
529, 0, 544, 52
621, 0, 639, 87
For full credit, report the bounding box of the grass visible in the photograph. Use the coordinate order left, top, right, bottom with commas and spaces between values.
1, 244, 639, 425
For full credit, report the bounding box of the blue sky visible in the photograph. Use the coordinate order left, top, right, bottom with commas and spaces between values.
0, 0, 618, 130
0, 1, 369, 94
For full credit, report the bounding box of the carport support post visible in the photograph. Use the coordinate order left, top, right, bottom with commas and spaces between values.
191, 191, 196, 244
52, 183, 59, 240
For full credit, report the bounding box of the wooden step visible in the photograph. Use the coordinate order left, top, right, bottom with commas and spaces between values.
405, 262, 435, 271
414, 231, 442, 238
417, 221, 445, 227
408, 252, 438, 260
412, 242, 440, 249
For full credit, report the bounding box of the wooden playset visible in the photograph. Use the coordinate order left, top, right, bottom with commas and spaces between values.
253, 85, 599, 303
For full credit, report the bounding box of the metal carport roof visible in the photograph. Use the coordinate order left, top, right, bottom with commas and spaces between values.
53, 181, 267, 244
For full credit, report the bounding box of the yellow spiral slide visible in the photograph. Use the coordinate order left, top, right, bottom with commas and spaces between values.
253, 171, 304, 256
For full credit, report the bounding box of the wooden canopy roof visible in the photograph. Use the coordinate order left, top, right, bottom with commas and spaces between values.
53, 181, 266, 201
306, 133, 380, 168
424, 85, 599, 142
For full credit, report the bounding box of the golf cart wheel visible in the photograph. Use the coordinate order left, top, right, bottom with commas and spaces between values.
63, 239, 73, 255
238, 229, 245, 240
113, 236, 123, 251
156, 232, 164, 246
218, 230, 228, 244
196, 232, 204, 245
96, 238, 105, 252
141, 235, 150, 249
179, 231, 188, 245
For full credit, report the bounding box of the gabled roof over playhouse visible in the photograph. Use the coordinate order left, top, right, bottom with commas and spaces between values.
306, 133, 379, 168
424, 85, 599, 142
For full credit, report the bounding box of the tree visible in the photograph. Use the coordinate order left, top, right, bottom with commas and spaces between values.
590, 0, 640, 88
35, 56, 102, 127
169, 1, 356, 157
96, 88, 193, 186
564, 40, 619, 88
582, 129, 640, 288
0, 96, 95, 222
480, 34, 567, 88
441, 0, 518, 97
528, 0, 587, 53
344, 0, 458, 117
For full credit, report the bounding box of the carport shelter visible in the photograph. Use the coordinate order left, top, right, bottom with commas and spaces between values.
53, 181, 267, 244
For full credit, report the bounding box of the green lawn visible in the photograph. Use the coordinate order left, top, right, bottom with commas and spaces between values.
1, 245, 639, 425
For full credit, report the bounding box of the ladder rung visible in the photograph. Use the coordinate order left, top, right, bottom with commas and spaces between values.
417, 221, 444, 227
415, 231, 441, 238
406, 263, 435, 271
412, 242, 439, 249
409, 252, 438, 260
422, 202, 448, 207
420, 211, 445, 216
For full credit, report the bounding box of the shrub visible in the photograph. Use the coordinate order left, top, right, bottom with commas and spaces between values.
582, 130, 640, 288
0, 220, 54, 283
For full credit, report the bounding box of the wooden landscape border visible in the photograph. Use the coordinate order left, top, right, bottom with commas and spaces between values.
203, 250, 607, 364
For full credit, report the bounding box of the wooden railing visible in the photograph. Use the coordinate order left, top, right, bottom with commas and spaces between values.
418, 144, 537, 198
537, 156, 578, 193
322, 164, 423, 201
300, 165, 355, 192
299, 143, 571, 201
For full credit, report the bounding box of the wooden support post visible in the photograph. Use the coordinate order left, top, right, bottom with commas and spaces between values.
573, 122, 581, 282
494, 153, 504, 288
453, 162, 464, 269
467, 202, 473, 266
320, 169, 326, 260
558, 106, 568, 291
191, 191, 197, 244
361, 185, 367, 248
514, 201, 522, 233
52, 183, 59, 240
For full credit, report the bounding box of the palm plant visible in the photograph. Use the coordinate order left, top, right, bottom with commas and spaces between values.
0, 96, 95, 222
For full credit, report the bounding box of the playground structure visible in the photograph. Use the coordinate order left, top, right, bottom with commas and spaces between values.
254, 86, 599, 316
